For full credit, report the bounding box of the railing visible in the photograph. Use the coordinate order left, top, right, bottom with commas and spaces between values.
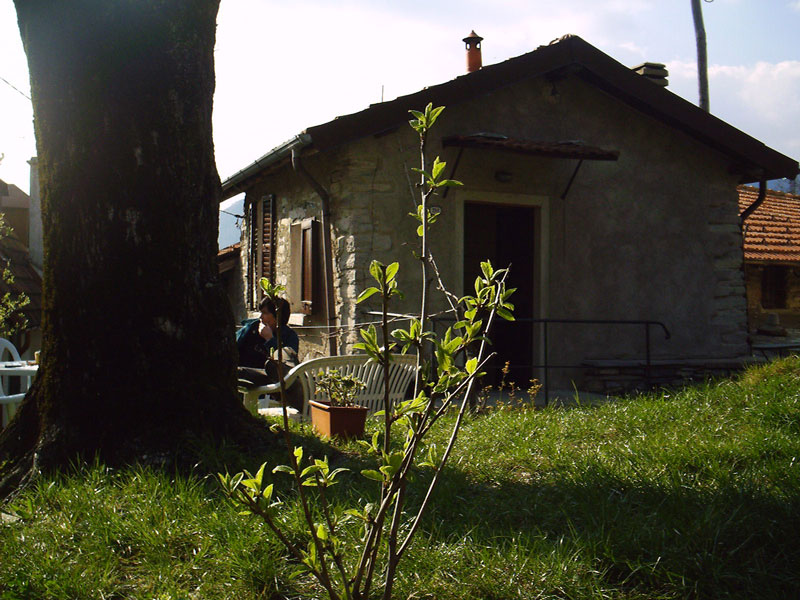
528, 318, 671, 405
368, 312, 671, 406
431, 316, 671, 406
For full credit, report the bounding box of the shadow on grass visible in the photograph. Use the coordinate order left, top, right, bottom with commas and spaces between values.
400, 460, 800, 598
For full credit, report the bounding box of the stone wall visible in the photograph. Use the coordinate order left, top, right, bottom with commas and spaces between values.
582, 357, 754, 396
745, 263, 800, 330
237, 70, 751, 391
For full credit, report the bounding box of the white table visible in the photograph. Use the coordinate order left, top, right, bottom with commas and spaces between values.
0, 361, 38, 427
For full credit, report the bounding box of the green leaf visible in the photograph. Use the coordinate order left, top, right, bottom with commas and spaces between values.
263, 482, 274, 497
316, 524, 328, 541
385, 261, 399, 282
437, 179, 463, 187
369, 260, 384, 284
480, 260, 494, 280
361, 469, 385, 482
357, 287, 380, 303
254, 463, 267, 486
428, 105, 445, 126
301, 464, 322, 478
466, 357, 478, 374
293, 446, 304, 463
431, 157, 446, 180
496, 307, 515, 321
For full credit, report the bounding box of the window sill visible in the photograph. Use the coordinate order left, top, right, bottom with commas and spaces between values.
289, 313, 311, 327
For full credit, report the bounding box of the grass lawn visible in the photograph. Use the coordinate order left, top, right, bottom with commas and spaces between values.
1, 357, 799, 599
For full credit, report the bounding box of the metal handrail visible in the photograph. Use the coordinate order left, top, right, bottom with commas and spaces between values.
528, 318, 670, 405
370, 312, 671, 406
430, 316, 671, 406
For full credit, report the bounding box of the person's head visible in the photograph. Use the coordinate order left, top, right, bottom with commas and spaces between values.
259, 296, 291, 329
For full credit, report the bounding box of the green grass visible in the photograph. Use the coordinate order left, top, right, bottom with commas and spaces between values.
2, 357, 800, 599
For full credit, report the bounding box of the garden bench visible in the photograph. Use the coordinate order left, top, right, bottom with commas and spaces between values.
238, 353, 418, 421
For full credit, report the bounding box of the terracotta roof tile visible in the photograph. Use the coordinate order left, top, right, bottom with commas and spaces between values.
739, 186, 800, 264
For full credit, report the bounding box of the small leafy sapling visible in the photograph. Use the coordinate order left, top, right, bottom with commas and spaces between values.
220, 104, 515, 600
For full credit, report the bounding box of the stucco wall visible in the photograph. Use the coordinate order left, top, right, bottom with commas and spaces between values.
239, 71, 749, 388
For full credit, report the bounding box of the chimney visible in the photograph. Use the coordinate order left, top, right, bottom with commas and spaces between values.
463, 30, 483, 73
631, 62, 669, 87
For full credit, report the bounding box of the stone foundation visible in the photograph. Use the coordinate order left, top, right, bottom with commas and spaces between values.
582, 357, 757, 395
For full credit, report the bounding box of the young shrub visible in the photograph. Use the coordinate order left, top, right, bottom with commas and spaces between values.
220, 104, 515, 600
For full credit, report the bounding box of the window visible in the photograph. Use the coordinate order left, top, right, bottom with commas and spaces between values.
761, 265, 788, 309
248, 194, 275, 309
289, 218, 322, 315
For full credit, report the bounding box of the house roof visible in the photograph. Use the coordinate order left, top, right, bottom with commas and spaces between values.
217, 242, 241, 274
0, 181, 30, 210
222, 35, 798, 200
739, 186, 800, 264
0, 230, 42, 330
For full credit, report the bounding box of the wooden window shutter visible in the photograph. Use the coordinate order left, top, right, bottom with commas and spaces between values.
249, 195, 276, 309
289, 218, 321, 314
248, 199, 258, 309
261, 195, 276, 283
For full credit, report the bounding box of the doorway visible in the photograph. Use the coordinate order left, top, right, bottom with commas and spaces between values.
463, 201, 538, 388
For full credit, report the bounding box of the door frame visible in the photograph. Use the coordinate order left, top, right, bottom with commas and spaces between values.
455, 191, 550, 383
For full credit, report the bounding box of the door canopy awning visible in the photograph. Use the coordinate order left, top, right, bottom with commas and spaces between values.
442, 133, 620, 161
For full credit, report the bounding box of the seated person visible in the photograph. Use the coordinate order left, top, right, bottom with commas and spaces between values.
237, 297, 303, 411
237, 296, 299, 369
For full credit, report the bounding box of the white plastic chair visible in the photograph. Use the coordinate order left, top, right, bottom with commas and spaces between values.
238, 354, 418, 421
0, 338, 28, 427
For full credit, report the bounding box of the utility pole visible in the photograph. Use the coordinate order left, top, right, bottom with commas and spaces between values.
691, 0, 710, 112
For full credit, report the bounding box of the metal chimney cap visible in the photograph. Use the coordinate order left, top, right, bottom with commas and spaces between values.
463, 30, 483, 44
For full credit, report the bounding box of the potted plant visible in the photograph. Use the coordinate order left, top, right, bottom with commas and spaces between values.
308, 369, 368, 438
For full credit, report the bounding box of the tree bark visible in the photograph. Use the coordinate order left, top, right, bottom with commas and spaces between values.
0, 0, 263, 495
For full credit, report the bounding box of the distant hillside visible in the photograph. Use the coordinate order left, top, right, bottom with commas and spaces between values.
769, 176, 800, 195
218, 195, 243, 249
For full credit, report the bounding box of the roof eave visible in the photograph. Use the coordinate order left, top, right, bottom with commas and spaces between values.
220, 134, 312, 201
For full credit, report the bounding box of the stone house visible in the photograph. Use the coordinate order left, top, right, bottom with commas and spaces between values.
739, 186, 800, 332
221, 34, 798, 393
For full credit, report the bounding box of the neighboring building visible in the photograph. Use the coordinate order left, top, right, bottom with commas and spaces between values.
217, 242, 246, 323
221, 34, 798, 393
0, 177, 43, 357
739, 186, 800, 332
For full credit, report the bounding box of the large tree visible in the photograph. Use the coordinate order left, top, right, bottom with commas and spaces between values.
0, 0, 261, 495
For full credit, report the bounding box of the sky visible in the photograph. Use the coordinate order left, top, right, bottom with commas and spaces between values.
1, 0, 799, 244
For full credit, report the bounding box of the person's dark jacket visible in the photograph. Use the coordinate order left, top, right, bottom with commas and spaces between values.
236, 318, 300, 368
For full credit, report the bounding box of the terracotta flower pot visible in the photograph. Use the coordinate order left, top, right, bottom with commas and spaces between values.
309, 400, 369, 439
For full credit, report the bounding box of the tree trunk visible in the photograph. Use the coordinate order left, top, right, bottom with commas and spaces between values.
0, 0, 262, 495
